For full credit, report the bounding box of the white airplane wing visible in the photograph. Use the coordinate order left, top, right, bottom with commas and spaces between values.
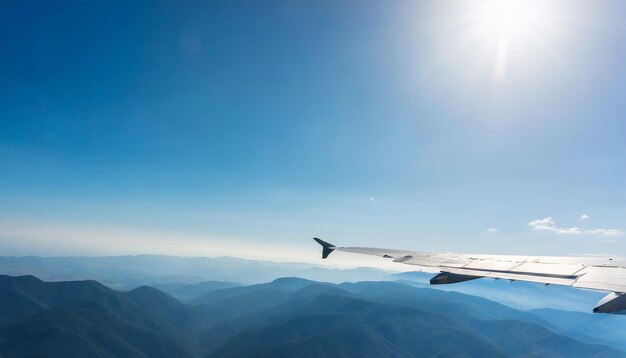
313, 238, 626, 314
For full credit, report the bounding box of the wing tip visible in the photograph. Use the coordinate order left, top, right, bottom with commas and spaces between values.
313, 237, 336, 259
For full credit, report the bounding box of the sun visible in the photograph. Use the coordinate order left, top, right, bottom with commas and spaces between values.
478, 0, 545, 39
465, 0, 554, 81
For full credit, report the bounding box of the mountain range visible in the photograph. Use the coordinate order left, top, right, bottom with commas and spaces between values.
1, 272, 625, 357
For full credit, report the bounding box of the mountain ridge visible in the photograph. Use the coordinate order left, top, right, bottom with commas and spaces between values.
1, 274, 625, 357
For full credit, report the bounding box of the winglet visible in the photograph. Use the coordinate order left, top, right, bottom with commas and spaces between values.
313, 237, 336, 259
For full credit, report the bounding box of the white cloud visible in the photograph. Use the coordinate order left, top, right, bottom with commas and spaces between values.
486, 228, 499, 233
580, 214, 589, 220
368, 197, 375, 201
529, 217, 623, 237
529, 217, 580, 234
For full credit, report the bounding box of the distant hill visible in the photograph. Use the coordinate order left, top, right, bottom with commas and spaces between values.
190, 278, 327, 318
208, 294, 507, 358
530, 308, 626, 352
0, 255, 391, 288
0, 275, 219, 357
1, 274, 624, 358
151, 280, 244, 302
393, 271, 606, 313
192, 277, 320, 304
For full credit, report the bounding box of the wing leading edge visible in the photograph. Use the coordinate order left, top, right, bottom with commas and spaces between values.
313, 238, 626, 314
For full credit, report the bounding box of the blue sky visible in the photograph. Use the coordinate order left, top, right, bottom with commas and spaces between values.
1, 0, 625, 265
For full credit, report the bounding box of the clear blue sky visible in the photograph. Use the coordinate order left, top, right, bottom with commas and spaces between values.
1, 0, 625, 263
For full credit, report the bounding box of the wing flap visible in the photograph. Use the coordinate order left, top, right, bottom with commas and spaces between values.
573, 267, 626, 293
441, 267, 579, 286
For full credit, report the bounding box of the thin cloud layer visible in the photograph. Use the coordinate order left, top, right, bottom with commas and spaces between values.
529, 217, 623, 237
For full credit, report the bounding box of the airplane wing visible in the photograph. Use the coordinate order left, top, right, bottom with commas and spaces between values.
313, 238, 626, 314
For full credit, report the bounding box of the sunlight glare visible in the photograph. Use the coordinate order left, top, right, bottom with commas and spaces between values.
468, 0, 553, 81
480, 0, 543, 39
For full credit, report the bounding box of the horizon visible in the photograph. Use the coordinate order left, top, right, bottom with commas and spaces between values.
0, 251, 407, 271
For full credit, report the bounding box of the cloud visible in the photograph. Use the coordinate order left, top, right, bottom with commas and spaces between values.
529, 217, 581, 234
580, 214, 589, 220
368, 197, 375, 201
529, 217, 623, 237
486, 228, 499, 233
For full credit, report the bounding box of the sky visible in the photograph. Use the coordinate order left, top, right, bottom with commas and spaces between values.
1, 0, 625, 267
